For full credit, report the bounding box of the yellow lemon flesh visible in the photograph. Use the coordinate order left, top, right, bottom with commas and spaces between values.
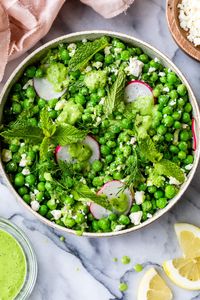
163, 257, 200, 290
137, 268, 173, 300
175, 223, 200, 258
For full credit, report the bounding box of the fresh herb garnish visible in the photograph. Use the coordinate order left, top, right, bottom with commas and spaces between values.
104, 65, 126, 116
68, 36, 109, 71
72, 183, 112, 210
138, 135, 163, 163
51, 123, 87, 146
123, 149, 144, 189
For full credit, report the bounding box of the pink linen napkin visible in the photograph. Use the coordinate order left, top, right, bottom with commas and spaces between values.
0, 0, 134, 82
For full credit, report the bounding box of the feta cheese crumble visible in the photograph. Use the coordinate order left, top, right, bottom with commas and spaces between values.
185, 164, 193, 170
2, 149, 12, 162
31, 200, 40, 211
93, 61, 103, 69
129, 211, 143, 225
178, 0, 200, 46
114, 225, 125, 232
134, 191, 145, 205
125, 57, 144, 77
19, 154, 28, 167
22, 168, 30, 175
169, 177, 181, 185
51, 210, 62, 220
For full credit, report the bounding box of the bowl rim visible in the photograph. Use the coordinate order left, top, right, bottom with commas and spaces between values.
0, 30, 200, 237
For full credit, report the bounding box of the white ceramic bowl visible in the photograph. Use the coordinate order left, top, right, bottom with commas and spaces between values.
0, 31, 199, 237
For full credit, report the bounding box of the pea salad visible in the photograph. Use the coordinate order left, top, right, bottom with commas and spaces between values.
0, 36, 195, 234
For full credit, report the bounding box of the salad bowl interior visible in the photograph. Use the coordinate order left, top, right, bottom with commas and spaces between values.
0, 31, 199, 237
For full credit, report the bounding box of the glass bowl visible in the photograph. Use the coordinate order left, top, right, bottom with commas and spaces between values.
0, 218, 37, 299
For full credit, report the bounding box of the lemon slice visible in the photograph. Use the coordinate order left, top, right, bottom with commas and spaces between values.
137, 268, 173, 300
175, 223, 200, 258
163, 257, 200, 290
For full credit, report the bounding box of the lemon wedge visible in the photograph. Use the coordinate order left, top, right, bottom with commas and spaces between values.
137, 267, 173, 300
174, 223, 200, 258
163, 257, 200, 290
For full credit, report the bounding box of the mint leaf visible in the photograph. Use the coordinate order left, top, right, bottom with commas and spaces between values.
40, 107, 56, 137
138, 136, 163, 163
0, 125, 43, 144
72, 183, 112, 210
52, 124, 87, 146
154, 159, 185, 183
104, 65, 126, 115
40, 137, 50, 159
68, 36, 109, 71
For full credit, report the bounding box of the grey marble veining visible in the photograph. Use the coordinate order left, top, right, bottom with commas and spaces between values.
0, 0, 200, 299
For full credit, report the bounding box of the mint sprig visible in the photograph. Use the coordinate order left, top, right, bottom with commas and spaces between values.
68, 36, 109, 71
104, 65, 126, 116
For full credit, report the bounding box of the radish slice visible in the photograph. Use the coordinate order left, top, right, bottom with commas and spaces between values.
192, 118, 197, 151
33, 77, 66, 101
55, 135, 100, 164
83, 135, 100, 163
124, 80, 153, 103
90, 203, 111, 220
90, 180, 132, 220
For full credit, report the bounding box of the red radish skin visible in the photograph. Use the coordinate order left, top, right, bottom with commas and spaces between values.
192, 118, 197, 151
33, 77, 66, 101
55, 135, 100, 163
90, 180, 132, 220
125, 80, 154, 103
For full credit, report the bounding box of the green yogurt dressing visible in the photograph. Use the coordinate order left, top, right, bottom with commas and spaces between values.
0, 229, 27, 300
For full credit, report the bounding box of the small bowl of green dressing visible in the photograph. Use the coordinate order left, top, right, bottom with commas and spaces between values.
0, 218, 37, 300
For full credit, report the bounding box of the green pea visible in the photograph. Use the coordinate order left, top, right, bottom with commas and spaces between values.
35, 68, 44, 78
154, 190, 164, 199
119, 215, 130, 225
18, 186, 28, 196
29, 118, 37, 127
153, 88, 161, 98
121, 50, 130, 61
174, 121, 181, 129
92, 160, 103, 172
184, 155, 193, 165
178, 151, 186, 160
178, 141, 187, 151
59, 48, 70, 61
169, 90, 178, 99
14, 174, 25, 187
23, 194, 31, 204
63, 196, 75, 206
148, 186, 157, 194
75, 94, 86, 105
12, 103, 22, 114
165, 185, 178, 199
48, 110, 57, 119
163, 116, 174, 127
156, 198, 167, 209
92, 220, 99, 232
139, 54, 149, 63
177, 84, 187, 96
172, 111, 181, 120
36, 192, 44, 202
25, 174, 36, 186
26, 66, 36, 78
119, 282, 128, 292
105, 54, 114, 64
133, 264, 143, 272
107, 141, 116, 148
167, 72, 177, 84
98, 218, 111, 232
121, 119, 132, 129
108, 213, 117, 221
92, 177, 104, 187
165, 133, 173, 142
47, 199, 57, 210
37, 182, 45, 192
121, 255, 131, 264
76, 213, 85, 224
63, 216, 76, 228
142, 201, 152, 212
150, 72, 158, 82
158, 95, 168, 105
38, 205, 48, 216
101, 145, 111, 156
48, 98, 57, 108
162, 106, 173, 115
157, 125, 167, 135
6, 161, 17, 173
105, 155, 114, 163
26, 86, 36, 98
178, 98, 186, 107
180, 130, 190, 141
38, 98, 46, 108
182, 112, 190, 123
184, 103, 192, 113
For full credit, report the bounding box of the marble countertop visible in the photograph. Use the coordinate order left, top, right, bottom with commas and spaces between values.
0, 0, 200, 299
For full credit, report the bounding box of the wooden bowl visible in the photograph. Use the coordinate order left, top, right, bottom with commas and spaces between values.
166, 0, 200, 61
